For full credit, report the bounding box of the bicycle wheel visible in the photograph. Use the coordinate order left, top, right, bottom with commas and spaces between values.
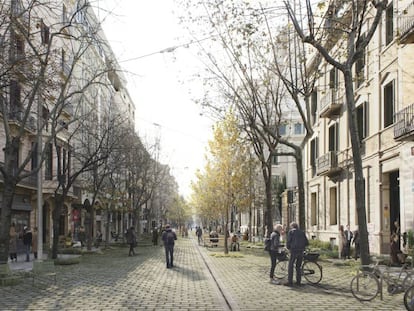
302, 261, 322, 284
350, 271, 379, 301
404, 285, 414, 311
274, 260, 288, 279
403, 273, 414, 290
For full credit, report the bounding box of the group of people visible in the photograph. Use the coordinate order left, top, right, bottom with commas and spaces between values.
268, 222, 309, 287
9, 223, 38, 262
338, 224, 360, 260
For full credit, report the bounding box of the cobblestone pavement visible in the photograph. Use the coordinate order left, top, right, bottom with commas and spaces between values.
1, 236, 407, 310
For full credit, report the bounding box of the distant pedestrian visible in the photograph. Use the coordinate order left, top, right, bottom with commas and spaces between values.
152, 227, 159, 246
344, 224, 353, 259
268, 224, 283, 284
78, 226, 86, 248
162, 224, 177, 268
22, 226, 32, 262
126, 226, 137, 256
9, 222, 17, 262
284, 222, 308, 287
196, 227, 203, 245
338, 225, 346, 259
32, 227, 38, 260
352, 227, 360, 260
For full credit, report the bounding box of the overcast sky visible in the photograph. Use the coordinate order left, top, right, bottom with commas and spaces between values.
97, 0, 213, 198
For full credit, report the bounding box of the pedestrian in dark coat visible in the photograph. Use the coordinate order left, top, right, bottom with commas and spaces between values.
126, 227, 137, 256
162, 224, 177, 268
269, 224, 283, 284
285, 222, 308, 287
22, 226, 32, 262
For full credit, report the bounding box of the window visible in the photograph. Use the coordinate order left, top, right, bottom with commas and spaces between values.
311, 90, 318, 125
272, 153, 279, 165
356, 102, 368, 141
384, 81, 394, 128
272, 175, 281, 190
355, 35, 366, 87
31, 142, 37, 171
40, 19, 50, 45
10, 80, 21, 111
45, 143, 53, 180
294, 123, 303, 135
311, 192, 317, 226
310, 137, 319, 177
385, 4, 393, 46
279, 124, 286, 136
329, 68, 338, 89
13, 34, 24, 60
328, 123, 338, 152
329, 187, 337, 225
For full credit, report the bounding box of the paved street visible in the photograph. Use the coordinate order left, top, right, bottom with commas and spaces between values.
1, 236, 407, 311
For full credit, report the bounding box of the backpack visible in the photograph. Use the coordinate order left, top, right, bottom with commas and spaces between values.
264, 238, 271, 251
166, 231, 175, 244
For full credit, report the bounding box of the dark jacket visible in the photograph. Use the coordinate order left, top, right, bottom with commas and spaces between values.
270, 231, 281, 252
287, 228, 308, 252
162, 229, 177, 246
23, 230, 32, 246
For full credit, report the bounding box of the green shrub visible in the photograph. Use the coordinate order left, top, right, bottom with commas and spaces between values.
309, 239, 331, 250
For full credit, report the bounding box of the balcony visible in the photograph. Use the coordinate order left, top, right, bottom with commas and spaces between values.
399, 1, 414, 44
316, 151, 342, 177
320, 89, 343, 118
394, 103, 414, 141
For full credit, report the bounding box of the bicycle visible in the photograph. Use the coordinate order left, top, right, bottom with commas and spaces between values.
350, 260, 413, 302
274, 248, 323, 285
404, 284, 414, 310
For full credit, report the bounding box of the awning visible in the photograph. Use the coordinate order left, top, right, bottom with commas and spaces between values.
12, 202, 32, 211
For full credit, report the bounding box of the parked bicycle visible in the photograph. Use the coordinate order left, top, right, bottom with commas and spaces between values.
350, 260, 413, 302
274, 248, 323, 285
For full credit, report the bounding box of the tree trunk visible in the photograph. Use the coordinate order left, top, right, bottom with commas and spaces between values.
263, 163, 273, 236
343, 69, 370, 265
52, 195, 64, 259
0, 182, 16, 265
295, 148, 306, 230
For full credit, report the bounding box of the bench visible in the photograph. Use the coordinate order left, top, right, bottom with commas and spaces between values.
202, 235, 226, 248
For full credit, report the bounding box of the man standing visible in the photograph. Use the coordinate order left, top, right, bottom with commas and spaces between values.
268, 224, 283, 284
344, 225, 353, 259
285, 222, 308, 287
22, 226, 32, 262
162, 224, 177, 268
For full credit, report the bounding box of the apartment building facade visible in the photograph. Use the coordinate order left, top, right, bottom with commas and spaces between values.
304, 0, 414, 254
0, 0, 135, 249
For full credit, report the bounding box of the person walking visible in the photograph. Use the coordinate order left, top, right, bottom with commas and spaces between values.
152, 227, 159, 246
32, 227, 38, 260
284, 222, 308, 287
352, 227, 360, 260
196, 226, 203, 245
268, 224, 283, 284
162, 224, 177, 268
126, 226, 137, 256
344, 225, 353, 259
338, 225, 346, 259
22, 226, 32, 262
9, 222, 18, 262
78, 226, 86, 248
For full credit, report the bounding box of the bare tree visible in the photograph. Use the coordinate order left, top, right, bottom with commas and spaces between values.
284, 0, 387, 265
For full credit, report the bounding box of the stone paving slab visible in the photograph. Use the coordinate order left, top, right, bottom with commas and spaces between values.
0, 237, 408, 310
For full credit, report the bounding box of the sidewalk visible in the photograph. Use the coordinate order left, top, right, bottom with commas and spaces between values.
0, 237, 407, 310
